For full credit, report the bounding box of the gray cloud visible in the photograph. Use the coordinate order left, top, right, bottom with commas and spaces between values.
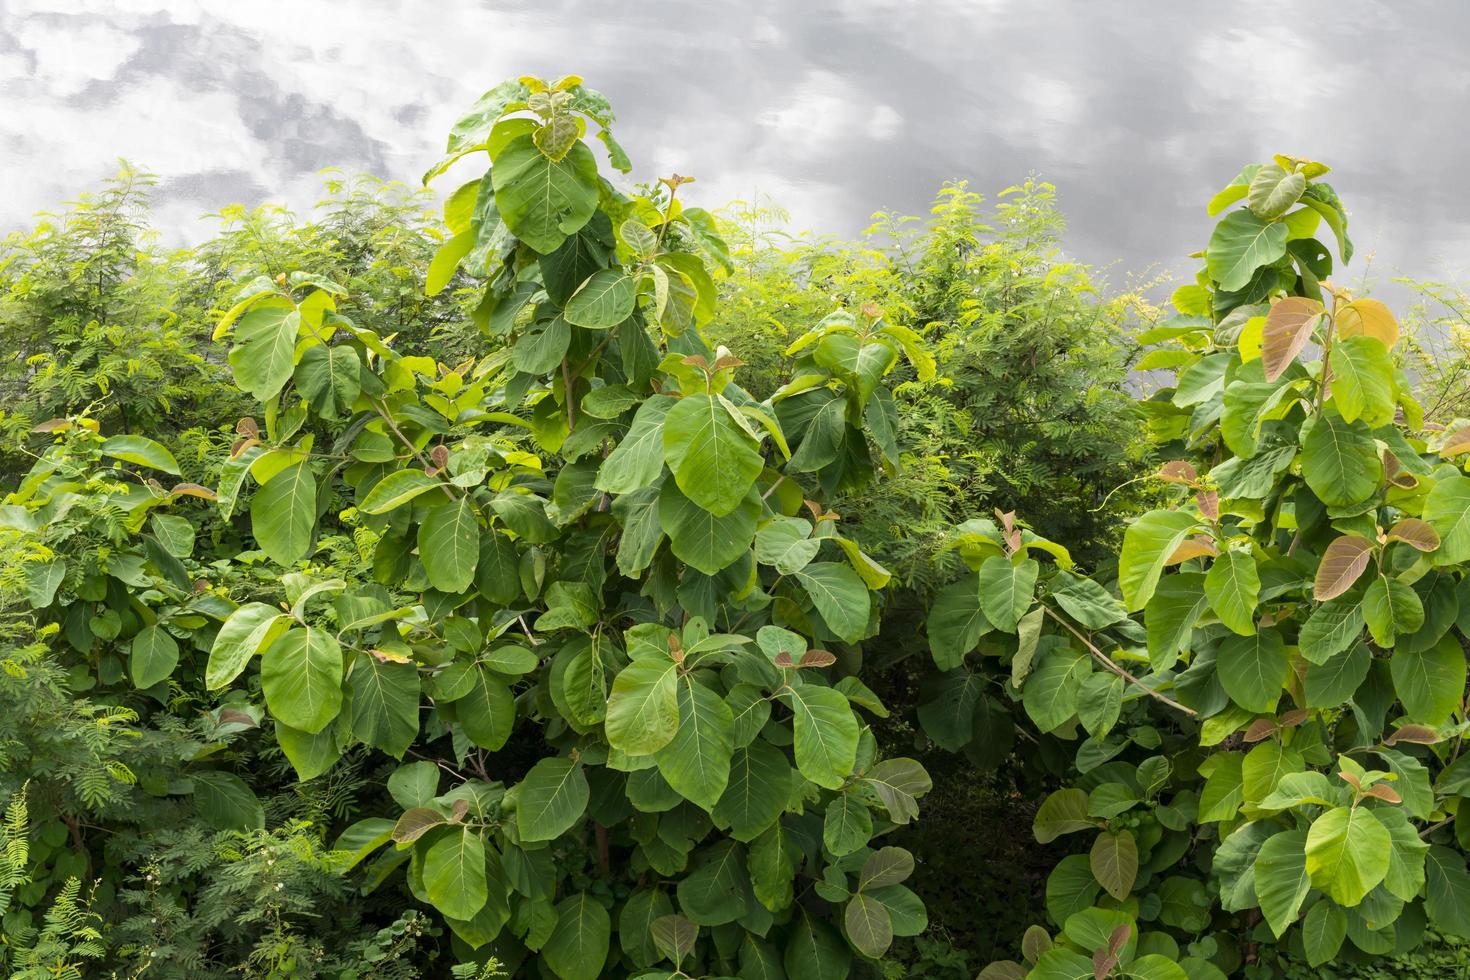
2, 0, 1469, 298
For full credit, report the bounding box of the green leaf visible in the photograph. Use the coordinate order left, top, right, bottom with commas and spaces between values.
192, 771, 264, 831
1090, 829, 1138, 901
543, 892, 610, 980
755, 516, 820, 574
1376, 805, 1429, 900
845, 892, 894, 959
1329, 336, 1395, 426
512, 316, 571, 374
424, 827, 487, 921
712, 739, 792, 842
650, 913, 698, 966
1424, 473, 1470, 565
228, 301, 298, 400
1391, 634, 1465, 726
251, 463, 317, 565
1207, 210, 1290, 291
516, 757, 588, 842
276, 722, 340, 782
1426, 845, 1470, 938
362, 469, 444, 514
260, 627, 343, 734
1033, 788, 1094, 844
655, 675, 734, 809
785, 683, 859, 790
604, 658, 680, 756
926, 573, 991, 670
491, 134, 599, 254
783, 908, 851, 979
1049, 571, 1127, 628
1145, 573, 1208, 670
294, 344, 362, 420
662, 393, 764, 517
1029, 948, 1094, 980
348, 652, 420, 757
596, 394, 675, 494
1247, 163, 1307, 220
98, 435, 181, 475
457, 664, 515, 751
824, 794, 873, 857
1204, 548, 1260, 636
862, 758, 931, 824
1254, 829, 1310, 938
1299, 595, 1367, 666
425, 230, 474, 295
1305, 806, 1391, 906
476, 531, 521, 604
564, 269, 636, 328
1023, 647, 1089, 733
1120, 511, 1198, 611
1300, 414, 1381, 508
1363, 574, 1424, 647
977, 556, 1038, 633
1217, 630, 1288, 713
1301, 900, 1347, 966
417, 496, 480, 594
795, 562, 871, 644
658, 480, 758, 576
678, 840, 750, 926
129, 624, 179, 688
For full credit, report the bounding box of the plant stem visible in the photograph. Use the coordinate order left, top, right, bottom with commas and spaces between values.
1042, 606, 1198, 717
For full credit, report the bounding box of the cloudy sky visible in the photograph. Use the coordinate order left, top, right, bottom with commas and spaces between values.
3, 0, 1469, 295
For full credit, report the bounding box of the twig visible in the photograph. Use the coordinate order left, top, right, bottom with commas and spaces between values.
1042, 606, 1197, 717
369, 397, 456, 501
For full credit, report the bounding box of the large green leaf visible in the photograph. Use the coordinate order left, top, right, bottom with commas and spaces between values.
260, 627, 344, 734
1425, 845, 1470, 938
457, 664, 515, 751
348, 652, 419, 757
543, 892, 610, 980
491, 134, 599, 253
98, 434, 181, 475
1206, 210, 1289, 291
712, 739, 792, 841
1254, 829, 1310, 938
1329, 335, 1395, 427
129, 624, 179, 689
795, 562, 871, 643
1090, 829, 1138, 901
658, 480, 758, 575
1305, 806, 1391, 905
1247, 163, 1307, 220
1301, 900, 1347, 967
1022, 648, 1089, 733
564, 269, 636, 328
1299, 594, 1367, 665
604, 657, 680, 755
417, 495, 480, 594
515, 757, 588, 842
662, 393, 764, 517
596, 394, 675, 493
977, 556, 1038, 633
228, 300, 298, 400
1300, 414, 1380, 507
206, 603, 289, 689
1145, 573, 1208, 670
1391, 634, 1465, 725
1363, 573, 1424, 646
294, 344, 361, 420
655, 675, 734, 809
1217, 630, 1288, 712
192, 771, 264, 831
926, 573, 991, 669
785, 683, 859, 789
423, 827, 487, 920
1119, 510, 1198, 611
1204, 548, 1260, 636
251, 463, 317, 565
679, 840, 750, 926
782, 907, 851, 979
361, 469, 444, 514
1424, 473, 1470, 565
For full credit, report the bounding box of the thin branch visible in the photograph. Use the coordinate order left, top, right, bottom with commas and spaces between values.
1042, 606, 1197, 717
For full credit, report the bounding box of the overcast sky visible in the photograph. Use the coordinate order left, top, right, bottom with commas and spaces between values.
3, 0, 1470, 297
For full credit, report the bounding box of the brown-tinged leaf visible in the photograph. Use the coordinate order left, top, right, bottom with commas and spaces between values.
1441, 425, 1470, 458
231, 436, 260, 458
450, 798, 470, 822
1166, 535, 1218, 566
217, 708, 258, 729
392, 807, 447, 843
1338, 770, 1362, 792
1158, 460, 1198, 484
1363, 783, 1401, 804
1336, 298, 1399, 348
1385, 724, 1441, 746
1107, 923, 1131, 956
431, 444, 450, 469
370, 647, 413, 664
1244, 718, 1278, 743
236, 417, 259, 437
799, 649, 836, 669
1020, 925, 1053, 964
1262, 296, 1325, 381
171, 483, 218, 500
1093, 948, 1120, 980
32, 418, 70, 433
1383, 451, 1417, 488
1280, 709, 1309, 728
1386, 518, 1440, 552
1313, 534, 1376, 600
773, 651, 795, 668
1196, 489, 1220, 520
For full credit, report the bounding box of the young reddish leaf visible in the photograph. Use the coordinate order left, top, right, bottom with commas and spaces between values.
1158, 460, 1198, 484
1166, 535, 1218, 566
1386, 518, 1440, 552
1262, 296, 1324, 381
1313, 534, 1376, 600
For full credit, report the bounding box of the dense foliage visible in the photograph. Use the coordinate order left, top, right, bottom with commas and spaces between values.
4, 75, 1468, 980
